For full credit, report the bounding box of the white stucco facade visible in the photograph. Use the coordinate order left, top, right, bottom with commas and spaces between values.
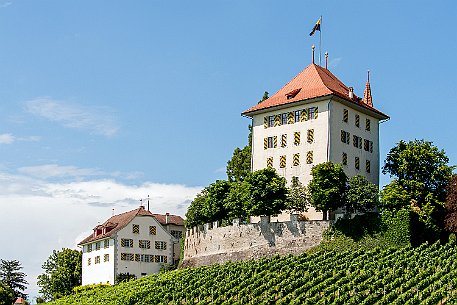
81, 213, 177, 285
249, 96, 386, 220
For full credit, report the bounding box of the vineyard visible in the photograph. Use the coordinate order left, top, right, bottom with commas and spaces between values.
48, 241, 457, 305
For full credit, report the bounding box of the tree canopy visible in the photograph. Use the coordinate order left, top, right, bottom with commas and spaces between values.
37, 248, 82, 301
308, 162, 347, 218
346, 175, 379, 214
381, 139, 454, 229
444, 174, 457, 233
0, 259, 28, 299
286, 180, 310, 213
0, 281, 15, 305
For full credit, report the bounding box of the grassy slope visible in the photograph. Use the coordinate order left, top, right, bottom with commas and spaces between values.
48, 241, 457, 305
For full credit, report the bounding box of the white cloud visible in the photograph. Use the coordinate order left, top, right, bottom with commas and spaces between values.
0, 2, 12, 8
0, 133, 14, 144
329, 57, 342, 68
25, 97, 119, 137
18, 164, 103, 179
0, 169, 201, 299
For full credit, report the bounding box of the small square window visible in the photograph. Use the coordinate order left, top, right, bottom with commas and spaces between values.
268, 116, 274, 127
294, 110, 300, 123
281, 113, 288, 125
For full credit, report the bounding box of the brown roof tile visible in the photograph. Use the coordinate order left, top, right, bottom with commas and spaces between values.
78, 207, 184, 245
242, 64, 388, 119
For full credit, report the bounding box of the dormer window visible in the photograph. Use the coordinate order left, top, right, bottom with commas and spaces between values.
285, 88, 301, 100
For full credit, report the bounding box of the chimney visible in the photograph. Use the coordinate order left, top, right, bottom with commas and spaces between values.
139, 205, 145, 210
349, 87, 354, 99
165, 212, 170, 224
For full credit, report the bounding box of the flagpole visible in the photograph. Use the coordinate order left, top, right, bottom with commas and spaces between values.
319, 15, 322, 66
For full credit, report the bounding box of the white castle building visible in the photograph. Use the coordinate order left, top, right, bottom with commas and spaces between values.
243, 56, 389, 220
78, 206, 184, 285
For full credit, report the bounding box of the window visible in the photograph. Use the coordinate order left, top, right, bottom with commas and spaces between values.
132, 224, 139, 234
155, 255, 168, 263
87, 244, 92, 253
294, 110, 300, 123
267, 157, 273, 168
293, 153, 300, 166
341, 130, 350, 144
155, 241, 167, 250
104, 240, 109, 249
343, 109, 348, 122
274, 114, 280, 127
121, 253, 134, 261
171, 230, 183, 239
366, 118, 371, 131
104, 254, 109, 262
268, 116, 274, 127
366, 160, 371, 173
95, 242, 100, 250
149, 226, 157, 235
139, 240, 151, 249
355, 114, 360, 127
281, 134, 287, 148
140, 254, 154, 263
141, 273, 147, 276
294, 132, 300, 145
281, 113, 288, 125
342, 152, 347, 166
306, 151, 313, 164
355, 157, 360, 170
307, 129, 314, 143
88, 258, 91, 266
353, 135, 362, 149
121, 238, 133, 248
308, 107, 318, 120
95, 256, 100, 264
280, 155, 286, 168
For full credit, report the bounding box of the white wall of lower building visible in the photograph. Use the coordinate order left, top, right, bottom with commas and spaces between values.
81, 238, 115, 285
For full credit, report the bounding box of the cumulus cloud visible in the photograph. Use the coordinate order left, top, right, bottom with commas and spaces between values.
25, 97, 119, 137
0, 169, 201, 299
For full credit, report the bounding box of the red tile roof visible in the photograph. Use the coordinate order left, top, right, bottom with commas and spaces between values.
242, 63, 388, 119
78, 207, 184, 245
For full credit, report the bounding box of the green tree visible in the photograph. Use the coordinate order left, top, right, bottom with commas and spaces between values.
37, 248, 82, 301
382, 139, 454, 228
346, 175, 379, 214
286, 180, 310, 213
224, 180, 250, 221
308, 162, 347, 219
0, 259, 28, 299
185, 190, 208, 228
444, 174, 457, 233
243, 168, 288, 216
380, 180, 411, 210
0, 281, 15, 305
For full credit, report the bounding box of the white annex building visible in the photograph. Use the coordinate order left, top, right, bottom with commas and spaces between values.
78, 206, 185, 285
243, 55, 389, 220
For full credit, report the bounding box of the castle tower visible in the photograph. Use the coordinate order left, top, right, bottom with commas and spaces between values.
242, 57, 389, 220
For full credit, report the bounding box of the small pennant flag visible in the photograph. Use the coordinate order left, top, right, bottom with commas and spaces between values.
309, 17, 321, 36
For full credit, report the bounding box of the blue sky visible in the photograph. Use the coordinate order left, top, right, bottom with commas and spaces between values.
0, 0, 456, 301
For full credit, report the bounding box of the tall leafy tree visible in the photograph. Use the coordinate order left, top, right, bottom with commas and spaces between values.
37, 248, 82, 301
444, 174, 457, 233
308, 162, 347, 219
0, 259, 28, 299
224, 180, 250, 221
286, 180, 310, 213
382, 139, 454, 228
185, 190, 208, 228
345, 175, 379, 214
243, 168, 288, 216
0, 281, 15, 305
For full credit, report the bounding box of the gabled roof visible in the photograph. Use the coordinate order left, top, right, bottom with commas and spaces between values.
78, 207, 184, 245
242, 63, 388, 119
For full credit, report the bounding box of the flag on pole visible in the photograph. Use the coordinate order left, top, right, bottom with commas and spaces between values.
309, 17, 321, 36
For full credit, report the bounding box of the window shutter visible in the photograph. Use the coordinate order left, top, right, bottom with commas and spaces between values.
288, 112, 294, 124
274, 114, 280, 127
301, 109, 308, 122
264, 138, 267, 150
307, 129, 314, 143
306, 151, 313, 164
314, 107, 318, 119
264, 117, 268, 129
273, 136, 277, 148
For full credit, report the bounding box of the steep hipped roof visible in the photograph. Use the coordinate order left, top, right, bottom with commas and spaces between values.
242, 63, 388, 119
78, 207, 184, 245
